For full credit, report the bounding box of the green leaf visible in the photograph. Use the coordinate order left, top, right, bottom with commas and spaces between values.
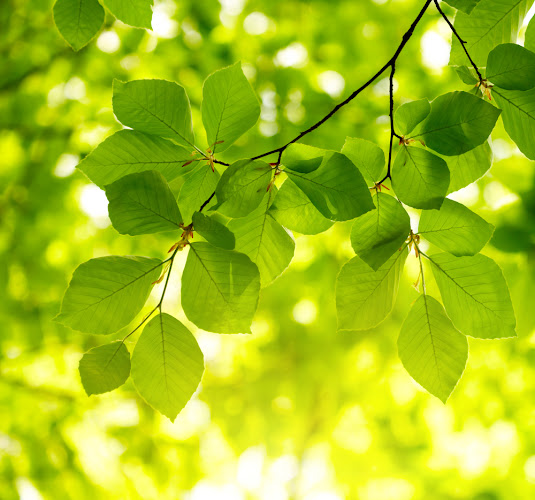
177, 165, 220, 224
282, 143, 325, 173
228, 189, 295, 285
525, 13, 535, 52
192, 212, 235, 250
103, 0, 153, 29
53, 0, 104, 51
392, 146, 450, 209
214, 159, 272, 218
77, 131, 196, 189
79, 342, 131, 396
412, 91, 501, 156
202, 62, 260, 153
429, 252, 516, 339
418, 198, 494, 256
106, 170, 182, 235
395, 99, 430, 136
131, 314, 204, 421
341, 137, 385, 185
486, 43, 535, 90
493, 87, 535, 160
350, 192, 410, 271
444, 141, 493, 194
269, 179, 334, 235
398, 295, 468, 403
286, 152, 374, 221
336, 248, 408, 331
449, 0, 532, 67
454, 65, 479, 85
113, 79, 194, 148
182, 242, 260, 333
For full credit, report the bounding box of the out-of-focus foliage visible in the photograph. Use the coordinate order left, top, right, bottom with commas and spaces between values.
1, 0, 535, 499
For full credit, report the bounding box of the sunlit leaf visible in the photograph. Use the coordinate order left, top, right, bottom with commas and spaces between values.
486, 43, 535, 90
395, 99, 430, 136
53, 0, 104, 51
103, 0, 153, 29
282, 143, 326, 173
444, 141, 493, 194
178, 165, 220, 224
341, 137, 385, 185
192, 211, 235, 250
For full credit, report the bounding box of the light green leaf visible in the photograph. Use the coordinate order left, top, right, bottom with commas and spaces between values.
178, 165, 220, 224
398, 295, 468, 403
392, 146, 450, 209
192, 212, 235, 250
182, 242, 260, 333
445, 0, 482, 13
486, 43, 535, 90
202, 62, 260, 153
56, 256, 162, 334
395, 99, 430, 136
214, 159, 272, 218
454, 65, 479, 85
430, 252, 516, 339
525, 13, 535, 52
286, 152, 374, 221
106, 170, 182, 235
103, 0, 153, 29
350, 192, 410, 271
268, 179, 334, 235
336, 247, 408, 331
412, 91, 501, 156
113, 79, 194, 148
131, 314, 204, 421
282, 143, 325, 173
79, 342, 131, 396
53, 0, 104, 51
341, 137, 385, 185
444, 141, 493, 194
418, 198, 494, 256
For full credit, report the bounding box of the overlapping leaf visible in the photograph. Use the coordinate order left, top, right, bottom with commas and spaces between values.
192, 212, 235, 250
444, 141, 492, 194
282, 143, 326, 174
395, 99, 430, 136
53, 0, 104, 51
178, 165, 220, 224
341, 138, 385, 185
486, 43, 535, 90
103, 0, 153, 29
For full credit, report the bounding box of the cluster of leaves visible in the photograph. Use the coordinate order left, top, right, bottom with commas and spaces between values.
55, 0, 535, 420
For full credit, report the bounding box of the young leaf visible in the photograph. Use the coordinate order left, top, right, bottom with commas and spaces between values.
286, 152, 374, 221
269, 179, 334, 235
350, 192, 410, 271
131, 314, 204, 421
486, 43, 535, 90
418, 198, 494, 256
444, 0, 481, 14
341, 137, 385, 185
102, 0, 153, 29
79, 341, 131, 396
394, 99, 430, 136
178, 165, 220, 224
112, 79, 194, 148
77, 130, 196, 188
412, 91, 501, 156
282, 143, 325, 173
192, 211, 235, 250
454, 66, 479, 85
182, 242, 261, 333
106, 170, 182, 235
202, 62, 260, 153
445, 141, 493, 194
53, 0, 104, 51
392, 146, 450, 209
398, 295, 468, 403
336, 248, 408, 331
56, 256, 162, 334
429, 252, 516, 339
214, 159, 272, 218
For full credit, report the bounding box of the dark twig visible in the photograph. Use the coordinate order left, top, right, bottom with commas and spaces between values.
379, 63, 398, 184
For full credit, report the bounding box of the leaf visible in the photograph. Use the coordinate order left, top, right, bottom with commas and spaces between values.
429, 252, 516, 339
525, 13, 535, 52
418, 198, 494, 256
228, 189, 295, 285
113, 79, 194, 149
412, 91, 501, 156
214, 159, 272, 218
486, 43, 535, 90
350, 192, 410, 271
444, 0, 482, 13
56, 256, 162, 334
444, 141, 493, 194
79, 342, 131, 396
454, 65, 479, 85
182, 242, 260, 333
202, 62, 260, 153
392, 146, 450, 209
395, 99, 431, 136
77, 131, 196, 188
178, 164, 220, 224
341, 137, 385, 185
106, 170, 182, 236
102, 0, 153, 29
192, 211, 235, 250
286, 152, 374, 221
449, 0, 532, 67
282, 143, 325, 173
493, 87, 535, 160
336, 248, 408, 331
53, 0, 104, 51
131, 314, 204, 421
269, 179, 334, 235
398, 295, 468, 403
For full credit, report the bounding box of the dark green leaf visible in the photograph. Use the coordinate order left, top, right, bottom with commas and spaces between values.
454, 65, 479, 85
395, 99, 430, 136
486, 43, 535, 90
192, 211, 235, 250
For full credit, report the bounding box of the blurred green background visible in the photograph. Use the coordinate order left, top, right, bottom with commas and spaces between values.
2, 0, 535, 498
